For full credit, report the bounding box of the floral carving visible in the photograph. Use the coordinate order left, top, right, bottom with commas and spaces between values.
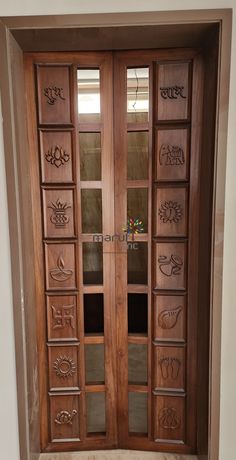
45, 145, 70, 168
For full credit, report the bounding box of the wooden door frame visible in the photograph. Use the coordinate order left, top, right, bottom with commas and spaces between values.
0, 9, 232, 460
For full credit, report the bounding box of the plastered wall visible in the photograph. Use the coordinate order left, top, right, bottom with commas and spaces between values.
0, 2, 235, 460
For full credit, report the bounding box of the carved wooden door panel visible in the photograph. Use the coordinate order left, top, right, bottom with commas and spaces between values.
24, 49, 202, 454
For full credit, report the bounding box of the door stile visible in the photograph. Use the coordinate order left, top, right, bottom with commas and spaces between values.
24, 55, 50, 450
186, 54, 204, 449
114, 56, 129, 446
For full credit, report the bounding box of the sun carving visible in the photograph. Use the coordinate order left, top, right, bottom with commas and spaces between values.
158, 200, 183, 224
53, 355, 76, 379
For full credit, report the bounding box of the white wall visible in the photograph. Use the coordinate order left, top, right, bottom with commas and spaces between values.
0, 99, 20, 459
0, 2, 235, 460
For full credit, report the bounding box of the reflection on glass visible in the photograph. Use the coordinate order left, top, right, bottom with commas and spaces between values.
128, 343, 147, 384
77, 69, 100, 123
128, 294, 148, 335
128, 242, 148, 284
127, 68, 149, 123
129, 392, 148, 433
85, 344, 105, 383
127, 188, 148, 233
127, 131, 149, 180
83, 242, 103, 285
86, 393, 106, 433
84, 294, 104, 335
80, 132, 101, 181
81, 189, 102, 233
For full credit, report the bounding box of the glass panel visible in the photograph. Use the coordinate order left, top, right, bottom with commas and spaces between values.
83, 242, 103, 285
128, 242, 148, 284
127, 68, 149, 123
127, 188, 148, 233
79, 132, 101, 181
86, 393, 106, 433
129, 392, 148, 433
81, 189, 102, 233
128, 343, 147, 384
127, 131, 149, 180
77, 69, 100, 123
85, 344, 104, 384
128, 294, 148, 335
84, 294, 104, 335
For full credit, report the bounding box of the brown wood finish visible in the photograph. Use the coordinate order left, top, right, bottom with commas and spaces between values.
24, 48, 204, 455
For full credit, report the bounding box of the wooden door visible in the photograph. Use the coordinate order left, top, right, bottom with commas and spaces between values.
24, 49, 203, 454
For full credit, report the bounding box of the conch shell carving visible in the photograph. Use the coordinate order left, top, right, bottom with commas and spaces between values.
158, 306, 182, 330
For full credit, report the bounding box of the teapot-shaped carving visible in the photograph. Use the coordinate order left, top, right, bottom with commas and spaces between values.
50, 256, 73, 282
158, 254, 183, 277
158, 306, 183, 330
54, 409, 77, 425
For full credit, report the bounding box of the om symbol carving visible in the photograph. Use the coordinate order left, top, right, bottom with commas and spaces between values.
158, 254, 183, 277
44, 86, 66, 105
159, 407, 180, 430
159, 144, 185, 166
160, 85, 186, 99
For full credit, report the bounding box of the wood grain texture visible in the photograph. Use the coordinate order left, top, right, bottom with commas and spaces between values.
25, 48, 205, 455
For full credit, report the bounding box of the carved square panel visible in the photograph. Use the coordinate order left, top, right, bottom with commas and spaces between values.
50, 393, 80, 441
154, 242, 187, 291
153, 295, 186, 342
45, 243, 77, 291
153, 345, 185, 391
40, 131, 73, 184
42, 189, 75, 238
36, 65, 72, 125
155, 187, 188, 237
157, 62, 190, 121
153, 394, 185, 443
48, 344, 79, 391
47, 295, 78, 341
155, 128, 189, 182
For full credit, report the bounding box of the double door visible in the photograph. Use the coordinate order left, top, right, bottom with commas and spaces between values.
25, 49, 202, 454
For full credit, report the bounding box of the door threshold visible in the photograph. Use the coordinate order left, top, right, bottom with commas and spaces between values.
39, 450, 198, 460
